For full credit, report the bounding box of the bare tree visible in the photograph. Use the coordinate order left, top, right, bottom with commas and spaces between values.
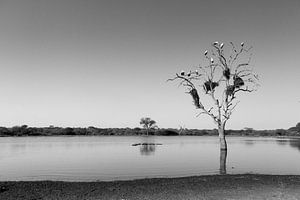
140, 117, 157, 136
168, 41, 259, 151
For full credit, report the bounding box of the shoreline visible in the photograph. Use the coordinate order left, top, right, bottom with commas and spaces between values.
1, 174, 300, 199
1, 134, 300, 137
1, 126, 299, 137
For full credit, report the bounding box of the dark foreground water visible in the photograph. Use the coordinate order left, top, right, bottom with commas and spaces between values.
0, 136, 300, 181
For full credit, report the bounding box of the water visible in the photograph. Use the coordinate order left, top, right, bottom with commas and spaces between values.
0, 136, 300, 181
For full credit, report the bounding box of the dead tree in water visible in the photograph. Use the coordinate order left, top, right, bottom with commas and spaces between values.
168, 42, 259, 150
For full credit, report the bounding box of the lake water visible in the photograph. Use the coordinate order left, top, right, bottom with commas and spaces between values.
1, 136, 300, 181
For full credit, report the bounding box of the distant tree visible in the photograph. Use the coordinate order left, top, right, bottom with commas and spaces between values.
243, 127, 254, 135
11, 125, 29, 136
140, 117, 157, 136
179, 125, 186, 135
169, 41, 259, 151
243, 127, 254, 131
288, 123, 300, 134
275, 129, 287, 136
63, 127, 74, 135
0, 127, 11, 136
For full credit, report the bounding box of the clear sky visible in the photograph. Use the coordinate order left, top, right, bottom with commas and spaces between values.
0, 0, 299, 129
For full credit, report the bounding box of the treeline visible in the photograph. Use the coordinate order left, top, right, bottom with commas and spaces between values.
0, 126, 179, 137
0, 124, 299, 137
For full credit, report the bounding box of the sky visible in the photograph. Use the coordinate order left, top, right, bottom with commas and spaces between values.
0, 0, 299, 130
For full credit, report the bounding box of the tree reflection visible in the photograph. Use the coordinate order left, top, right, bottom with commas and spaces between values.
276, 139, 288, 146
220, 149, 227, 174
132, 136, 162, 156
244, 140, 255, 146
289, 139, 300, 151
140, 144, 156, 155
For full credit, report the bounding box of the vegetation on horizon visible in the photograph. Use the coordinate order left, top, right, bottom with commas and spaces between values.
0, 123, 299, 137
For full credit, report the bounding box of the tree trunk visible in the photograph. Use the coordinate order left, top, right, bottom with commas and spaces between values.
218, 123, 227, 150
219, 149, 227, 174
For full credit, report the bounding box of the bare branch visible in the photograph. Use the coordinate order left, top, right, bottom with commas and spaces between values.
167, 73, 196, 89
196, 106, 219, 124
196, 111, 207, 117
235, 87, 254, 93
168, 41, 258, 131
223, 101, 240, 122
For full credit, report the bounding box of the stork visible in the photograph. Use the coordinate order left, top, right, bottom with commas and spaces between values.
220, 43, 224, 49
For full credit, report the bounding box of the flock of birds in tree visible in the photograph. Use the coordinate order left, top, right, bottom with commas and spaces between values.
178, 41, 246, 105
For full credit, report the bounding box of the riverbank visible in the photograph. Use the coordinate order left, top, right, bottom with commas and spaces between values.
1, 174, 300, 199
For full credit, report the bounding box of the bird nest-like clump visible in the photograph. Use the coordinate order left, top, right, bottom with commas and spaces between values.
225, 76, 245, 96
233, 76, 244, 88
189, 88, 203, 109
226, 85, 235, 96
203, 80, 219, 93
223, 68, 230, 80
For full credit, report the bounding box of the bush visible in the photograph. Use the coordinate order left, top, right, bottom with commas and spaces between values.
156, 129, 179, 136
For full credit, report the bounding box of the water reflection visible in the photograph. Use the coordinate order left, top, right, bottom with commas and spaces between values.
273, 138, 300, 151
132, 136, 162, 156
140, 144, 156, 155
276, 139, 288, 146
2, 136, 300, 181
289, 139, 300, 151
243, 140, 255, 146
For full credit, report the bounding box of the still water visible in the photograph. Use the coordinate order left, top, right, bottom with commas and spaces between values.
0, 136, 300, 181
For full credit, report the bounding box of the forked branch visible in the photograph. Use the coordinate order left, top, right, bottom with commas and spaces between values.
168, 41, 259, 127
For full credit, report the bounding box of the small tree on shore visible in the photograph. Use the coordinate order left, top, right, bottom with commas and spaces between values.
169, 41, 259, 151
140, 117, 157, 136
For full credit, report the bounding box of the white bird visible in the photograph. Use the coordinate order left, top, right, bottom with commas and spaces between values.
204, 50, 208, 56
187, 72, 191, 77
241, 42, 244, 47
195, 70, 199, 75
210, 57, 214, 63
180, 70, 185, 76
213, 41, 219, 46
220, 43, 224, 48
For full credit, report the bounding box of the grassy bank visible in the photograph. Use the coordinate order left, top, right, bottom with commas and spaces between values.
1, 174, 300, 199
